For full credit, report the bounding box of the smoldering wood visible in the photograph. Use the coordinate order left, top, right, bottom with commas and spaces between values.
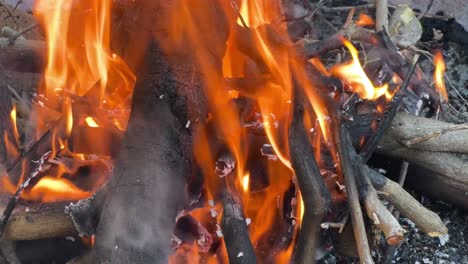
365, 166, 448, 236
221, 191, 257, 264
0, 38, 45, 72
2, 203, 76, 240
359, 54, 420, 161
289, 85, 331, 264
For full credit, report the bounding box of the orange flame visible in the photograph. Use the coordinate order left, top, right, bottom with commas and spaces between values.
434, 51, 448, 102
331, 39, 391, 100
21, 176, 91, 202
356, 13, 375, 27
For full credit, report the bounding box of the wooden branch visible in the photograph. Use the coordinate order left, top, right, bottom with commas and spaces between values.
3, 203, 76, 240
335, 125, 373, 264
289, 84, 331, 264
365, 166, 448, 236
375, 0, 389, 31
221, 191, 257, 264
383, 112, 468, 154
0, 38, 45, 72
342, 128, 404, 246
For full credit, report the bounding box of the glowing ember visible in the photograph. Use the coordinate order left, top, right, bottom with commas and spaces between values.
434, 51, 448, 102
331, 39, 392, 100
85, 116, 100, 127
356, 13, 375, 27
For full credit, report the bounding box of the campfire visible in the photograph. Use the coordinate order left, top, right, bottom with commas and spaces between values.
0, 0, 467, 263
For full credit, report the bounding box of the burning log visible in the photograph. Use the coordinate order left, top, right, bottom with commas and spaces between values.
221, 191, 256, 264
2, 203, 76, 240
289, 85, 331, 264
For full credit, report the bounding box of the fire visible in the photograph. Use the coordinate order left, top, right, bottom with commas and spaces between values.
331, 39, 392, 100
10, 105, 20, 145
242, 173, 249, 192
0, 0, 135, 202
356, 13, 375, 27
434, 51, 448, 102
21, 176, 91, 202
85, 117, 100, 127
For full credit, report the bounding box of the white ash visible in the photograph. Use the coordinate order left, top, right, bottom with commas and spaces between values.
237, 252, 244, 258
215, 153, 235, 178
422, 258, 431, 264
65, 236, 76, 242
159, 94, 164, 99
378, 168, 388, 174
171, 235, 182, 249
438, 234, 450, 246
210, 208, 217, 218
216, 224, 223, 238
185, 120, 191, 128
208, 200, 215, 207
245, 218, 251, 226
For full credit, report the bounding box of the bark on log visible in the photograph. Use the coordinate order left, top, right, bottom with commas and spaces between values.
3, 203, 76, 240
382, 112, 468, 154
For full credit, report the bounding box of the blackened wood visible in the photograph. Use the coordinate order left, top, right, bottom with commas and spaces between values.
289, 85, 331, 264
221, 191, 257, 264
359, 55, 420, 161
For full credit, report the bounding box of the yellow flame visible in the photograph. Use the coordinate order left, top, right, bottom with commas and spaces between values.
434, 51, 448, 102
242, 173, 250, 192
85, 116, 100, 127
331, 39, 391, 100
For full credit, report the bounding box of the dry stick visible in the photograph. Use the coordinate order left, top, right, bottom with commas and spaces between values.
375, 0, 388, 32
359, 54, 420, 162
334, 124, 373, 264
7, 23, 39, 45
221, 191, 257, 264
289, 84, 331, 264
417, 0, 435, 20
365, 166, 448, 237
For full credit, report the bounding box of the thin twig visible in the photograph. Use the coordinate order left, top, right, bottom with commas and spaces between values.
359, 54, 421, 161
230, 0, 248, 28
0, 151, 52, 238
8, 23, 38, 45
375, 0, 389, 32
13, 0, 22, 12
417, 0, 435, 20
0, 1, 19, 29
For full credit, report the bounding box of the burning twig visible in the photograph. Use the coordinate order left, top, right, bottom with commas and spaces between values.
221, 191, 257, 264
359, 54, 420, 161
0, 150, 52, 238
288, 84, 331, 264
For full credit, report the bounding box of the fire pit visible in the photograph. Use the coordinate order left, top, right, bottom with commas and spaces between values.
0, 0, 467, 263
